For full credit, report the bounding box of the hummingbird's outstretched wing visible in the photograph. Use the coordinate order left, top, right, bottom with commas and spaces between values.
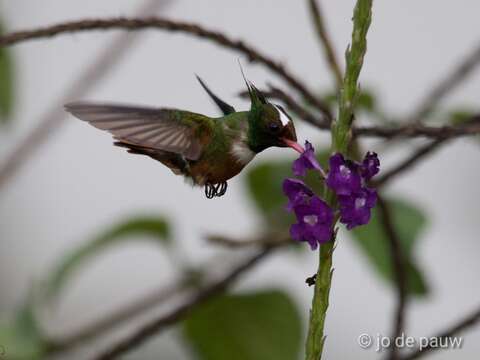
65, 102, 213, 160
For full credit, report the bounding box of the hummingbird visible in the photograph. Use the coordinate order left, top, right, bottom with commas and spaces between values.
65, 75, 304, 198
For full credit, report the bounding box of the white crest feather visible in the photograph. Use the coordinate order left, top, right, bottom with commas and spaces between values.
274, 105, 291, 126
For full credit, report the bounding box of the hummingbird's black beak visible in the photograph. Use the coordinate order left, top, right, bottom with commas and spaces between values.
280, 121, 304, 154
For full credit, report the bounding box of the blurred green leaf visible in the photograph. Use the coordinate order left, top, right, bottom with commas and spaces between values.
246, 161, 293, 228
0, 22, 14, 122
245, 148, 329, 229
183, 290, 302, 360
0, 297, 47, 360
45, 216, 171, 300
448, 108, 476, 125
322, 88, 377, 113
356, 89, 376, 112
351, 199, 429, 296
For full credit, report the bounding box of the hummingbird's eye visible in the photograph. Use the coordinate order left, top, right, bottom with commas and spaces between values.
268, 122, 280, 132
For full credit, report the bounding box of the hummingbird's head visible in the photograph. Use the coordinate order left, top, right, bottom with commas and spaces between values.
245, 82, 303, 154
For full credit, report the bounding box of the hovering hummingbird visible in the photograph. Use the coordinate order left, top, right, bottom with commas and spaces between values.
65, 75, 303, 198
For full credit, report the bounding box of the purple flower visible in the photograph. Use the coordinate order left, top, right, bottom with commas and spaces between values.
283, 147, 381, 248
290, 196, 334, 250
292, 141, 325, 177
338, 188, 377, 230
326, 153, 362, 195
360, 152, 380, 180
282, 178, 314, 210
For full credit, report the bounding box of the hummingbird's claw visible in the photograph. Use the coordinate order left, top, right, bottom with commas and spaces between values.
217, 182, 228, 196
204, 182, 228, 199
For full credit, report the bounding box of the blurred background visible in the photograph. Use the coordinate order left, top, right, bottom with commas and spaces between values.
0, 0, 479, 359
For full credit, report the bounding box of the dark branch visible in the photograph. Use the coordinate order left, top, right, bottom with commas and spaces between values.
207, 232, 290, 249
402, 305, 480, 360
407, 42, 480, 123
46, 280, 186, 354
308, 0, 343, 87
92, 247, 273, 360
375, 138, 448, 188
245, 87, 480, 140
354, 115, 480, 138
377, 196, 408, 360
0, 17, 332, 121
0, 2, 172, 191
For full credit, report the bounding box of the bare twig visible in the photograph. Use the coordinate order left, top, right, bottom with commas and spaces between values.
407, 42, 480, 123
0, 1, 172, 190
375, 137, 448, 188
47, 279, 186, 354
353, 115, 480, 139
308, 0, 343, 87
44, 231, 287, 356
402, 305, 480, 360
250, 87, 480, 140
92, 247, 273, 360
207, 232, 290, 249
377, 196, 408, 360
0, 17, 332, 121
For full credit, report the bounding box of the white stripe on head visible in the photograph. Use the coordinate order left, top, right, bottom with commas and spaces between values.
274, 104, 291, 126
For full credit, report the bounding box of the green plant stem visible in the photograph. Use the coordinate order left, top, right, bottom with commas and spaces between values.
332, 0, 373, 153
305, 240, 334, 360
305, 1, 373, 359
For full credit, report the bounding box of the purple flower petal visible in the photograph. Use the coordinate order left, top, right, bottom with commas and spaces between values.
283, 178, 311, 197
282, 178, 314, 210
292, 141, 325, 177
360, 151, 380, 180
290, 196, 334, 249
338, 187, 377, 229
326, 153, 362, 196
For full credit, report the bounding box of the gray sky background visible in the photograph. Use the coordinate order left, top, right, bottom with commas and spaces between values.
1, 1, 479, 359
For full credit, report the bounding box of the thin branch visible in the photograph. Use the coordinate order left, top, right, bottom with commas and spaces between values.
207, 232, 290, 249
0, 17, 332, 121
375, 137, 448, 188
377, 196, 408, 360
91, 247, 273, 360
46, 279, 186, 354
353, 115, 480, 139
242, 88, 480, 141
0, 1, 172, 191
402, 305, 480, 360
407, 42, 480, 123
308, 0, 343, 87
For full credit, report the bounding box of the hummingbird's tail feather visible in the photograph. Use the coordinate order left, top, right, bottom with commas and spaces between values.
195, 75, 235, 116
114, 141, 190, 177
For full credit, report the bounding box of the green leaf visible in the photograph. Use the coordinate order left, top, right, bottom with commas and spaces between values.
183, 290, 302, 360
245, 148, 329, 229
323, 88, 378, 113
0, 296, 48, 360
356, 89, 376, 112
246, 161, 293, 227
0, 22, 14, 122
448, 108, 476, 125
351, 198, 429, 296
45, 216, 171, 300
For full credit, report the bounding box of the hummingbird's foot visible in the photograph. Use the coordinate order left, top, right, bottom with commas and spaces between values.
205, 183, 216, 199
204, 182, 228, 199
216, 182, 228, 196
